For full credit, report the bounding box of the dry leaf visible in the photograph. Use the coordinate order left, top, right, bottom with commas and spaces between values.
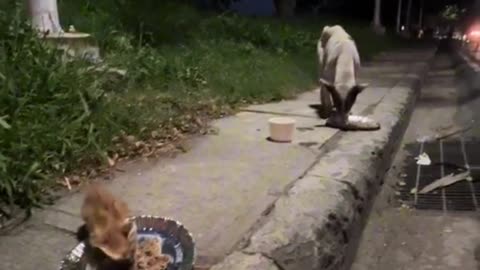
107, 157, 116, 167
419, 171, 471, 194
64, 177, 72, 191
125, 135, 136, 144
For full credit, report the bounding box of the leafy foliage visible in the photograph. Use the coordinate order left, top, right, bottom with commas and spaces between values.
0, 0, 405, 214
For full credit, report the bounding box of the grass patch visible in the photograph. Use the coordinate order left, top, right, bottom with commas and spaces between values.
0, 0, 409, 214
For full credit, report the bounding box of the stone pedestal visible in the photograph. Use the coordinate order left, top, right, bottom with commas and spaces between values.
42, 32, 101, 63
42, 32, 127, 79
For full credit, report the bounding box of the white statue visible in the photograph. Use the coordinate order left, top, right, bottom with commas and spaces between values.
27, 0, 64, 35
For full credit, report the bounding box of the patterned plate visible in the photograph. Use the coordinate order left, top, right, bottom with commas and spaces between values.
58, 215, 195, 270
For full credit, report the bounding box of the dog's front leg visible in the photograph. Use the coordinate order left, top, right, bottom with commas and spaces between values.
319, 85, 333, 119
317, 44, 334, 119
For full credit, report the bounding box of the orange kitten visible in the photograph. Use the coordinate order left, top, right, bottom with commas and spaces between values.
77, 183, 137, 269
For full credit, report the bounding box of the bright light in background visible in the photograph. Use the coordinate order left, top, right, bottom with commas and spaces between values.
401, 25, 405, 31
467, 23, 480, 40
470, 30, 480, 37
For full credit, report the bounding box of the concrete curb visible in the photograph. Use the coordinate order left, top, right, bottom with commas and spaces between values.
209, 48, 437, 270
455, 47, 480, 89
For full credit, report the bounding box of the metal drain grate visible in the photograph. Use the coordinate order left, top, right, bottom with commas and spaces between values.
399, 138, 480, 211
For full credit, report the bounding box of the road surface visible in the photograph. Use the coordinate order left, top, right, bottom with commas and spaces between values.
351, 46, 480, 270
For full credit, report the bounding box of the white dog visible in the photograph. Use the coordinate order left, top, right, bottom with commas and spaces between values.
315, 25, 369, 128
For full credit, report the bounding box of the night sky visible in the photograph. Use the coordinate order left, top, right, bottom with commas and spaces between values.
322, 0, 475, 26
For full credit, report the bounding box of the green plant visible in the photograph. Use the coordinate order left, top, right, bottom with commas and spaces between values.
0, 0, 409, 215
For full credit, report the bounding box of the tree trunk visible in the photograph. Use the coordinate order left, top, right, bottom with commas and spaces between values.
396, 0, 403, 33
372, 0, 385, 34
274, 0, 297, 17
418, 0, 424, 29
406, 0, 412, 31
27, 0, 63, 34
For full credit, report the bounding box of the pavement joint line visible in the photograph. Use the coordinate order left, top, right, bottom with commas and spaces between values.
239, 109, 319, 119
43, 207, 80, 218
40, 222, 77, 235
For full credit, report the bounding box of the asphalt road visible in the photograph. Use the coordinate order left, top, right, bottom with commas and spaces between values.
351, 45, 480, 270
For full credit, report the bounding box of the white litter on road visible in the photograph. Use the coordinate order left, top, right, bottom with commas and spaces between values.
415, 152, 431, 166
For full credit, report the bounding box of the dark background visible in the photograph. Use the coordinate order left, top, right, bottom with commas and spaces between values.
296, 0, 475, 26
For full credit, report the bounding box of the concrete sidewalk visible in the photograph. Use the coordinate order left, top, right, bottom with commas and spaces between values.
0, 47, 436, 270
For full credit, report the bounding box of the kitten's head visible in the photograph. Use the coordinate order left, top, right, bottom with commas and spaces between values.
90, 219, 138, 261
81, 183, 130, 226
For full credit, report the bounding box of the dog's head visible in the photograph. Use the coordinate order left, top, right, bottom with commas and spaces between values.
320, 25, 349, 47
319, 78, 368, 115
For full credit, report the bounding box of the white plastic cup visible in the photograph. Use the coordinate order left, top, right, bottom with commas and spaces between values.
268, 117, 296, 142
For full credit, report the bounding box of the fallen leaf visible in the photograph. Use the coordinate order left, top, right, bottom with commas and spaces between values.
125, 135, 136, 144
419, 171, 471, 194
107, 157, 116, 167
64, 177, 72, 191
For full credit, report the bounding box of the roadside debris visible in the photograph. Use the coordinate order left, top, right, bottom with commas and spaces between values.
416, 121, 475, 143
415, 152, 431, 166
418, 171, 471, 194
417, 135, 435, 143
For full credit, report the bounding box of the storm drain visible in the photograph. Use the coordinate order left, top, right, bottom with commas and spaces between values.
398, 138, 480, 211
